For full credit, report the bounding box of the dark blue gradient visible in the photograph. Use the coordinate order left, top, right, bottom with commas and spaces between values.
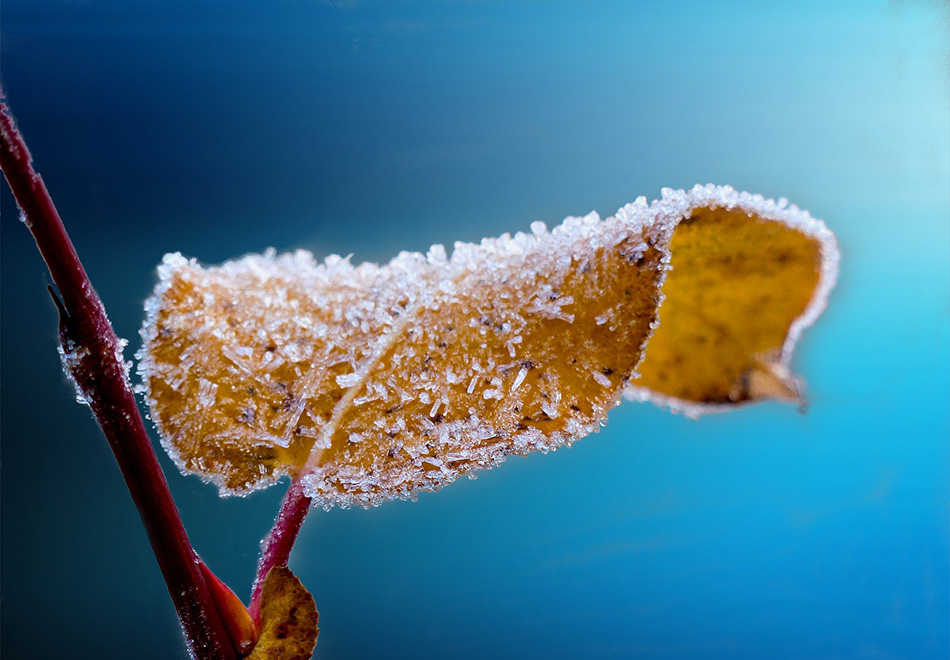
2, 2, 947, 659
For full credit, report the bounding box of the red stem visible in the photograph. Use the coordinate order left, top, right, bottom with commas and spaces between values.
249, 478, 312, 622
0, 94, 238, 660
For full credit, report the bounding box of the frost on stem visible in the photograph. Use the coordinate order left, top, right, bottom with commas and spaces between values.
137, 185, 838, 509
57, 339, 93, 405
50, 284, 132, 407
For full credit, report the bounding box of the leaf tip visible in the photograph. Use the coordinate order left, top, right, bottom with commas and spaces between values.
734, 354, 804, 406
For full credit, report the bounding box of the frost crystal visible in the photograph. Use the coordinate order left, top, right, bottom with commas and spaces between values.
58, 341, 92, 406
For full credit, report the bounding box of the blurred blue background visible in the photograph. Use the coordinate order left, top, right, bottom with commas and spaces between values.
1, 1, 947, 658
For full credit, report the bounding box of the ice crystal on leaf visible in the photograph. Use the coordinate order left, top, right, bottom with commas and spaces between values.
137, 185, 838, 508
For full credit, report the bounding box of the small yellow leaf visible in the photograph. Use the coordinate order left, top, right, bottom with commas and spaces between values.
137, 185, 837, 507
247, 566, 318, 660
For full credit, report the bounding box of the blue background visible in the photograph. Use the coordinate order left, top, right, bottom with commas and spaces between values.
1, 2, 947, 659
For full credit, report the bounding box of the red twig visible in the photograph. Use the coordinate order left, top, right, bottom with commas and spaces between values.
249, 478, 312, 622
0, 93, 239, 660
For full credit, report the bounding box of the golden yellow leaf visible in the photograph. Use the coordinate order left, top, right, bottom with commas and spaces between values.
137, 185, 838, 507
627, 189, 838, 416
247, 566, 318, 660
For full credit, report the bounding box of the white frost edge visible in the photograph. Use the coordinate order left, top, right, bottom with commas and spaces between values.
621, 183, 840, 419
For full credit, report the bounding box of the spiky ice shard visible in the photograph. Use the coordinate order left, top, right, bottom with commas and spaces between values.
136, 185, 838, 509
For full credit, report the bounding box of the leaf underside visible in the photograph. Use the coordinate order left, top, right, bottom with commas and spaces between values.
137, 185, 838, 508
632, 204, 825, 410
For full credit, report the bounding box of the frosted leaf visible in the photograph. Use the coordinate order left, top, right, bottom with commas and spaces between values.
137, 185, 838, 506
